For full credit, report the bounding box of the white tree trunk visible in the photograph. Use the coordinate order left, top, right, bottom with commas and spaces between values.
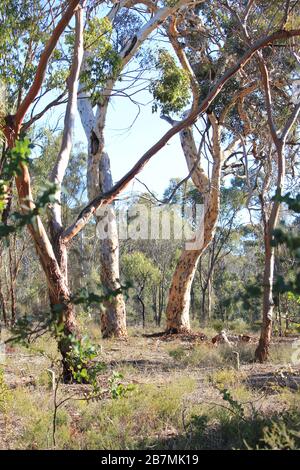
77, 1, 193, 337
78, 83, 127, 338
97, 152, 127, 338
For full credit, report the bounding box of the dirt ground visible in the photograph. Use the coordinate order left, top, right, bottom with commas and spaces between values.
1, 329, 300, 449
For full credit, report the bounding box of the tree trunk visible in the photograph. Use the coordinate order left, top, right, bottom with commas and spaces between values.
152, 287, 159, 325
96, 153, 127, 339
137, 293, 146, 329
276, 292, 283, 337
158, 283, 164, 326
1, 1, 83, 382
255, 240, 274, 362
3, 134, 79, 381
8, 239, 16, 325
166, 249, 200, 333
49, 236, 78, 382
0, 278, 7, 327
199, 251, 213, 326
0, 243, 8, 326
201, 284, 207, 326
166, 117, 222, 333
285, 313, 290, 332
190, 285, 195, 320
207, 274, 213, 321
254, 60, 300, 361
77, 3, 195, 337
78, 91, 127, 339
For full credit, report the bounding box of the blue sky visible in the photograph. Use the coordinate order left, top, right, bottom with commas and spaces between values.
34, 82, 189, 200
71, 87, 190, 199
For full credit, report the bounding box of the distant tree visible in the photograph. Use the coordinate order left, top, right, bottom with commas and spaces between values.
122, 251, 161, 328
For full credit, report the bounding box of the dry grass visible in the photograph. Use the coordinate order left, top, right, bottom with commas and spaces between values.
1, 326, 300, 450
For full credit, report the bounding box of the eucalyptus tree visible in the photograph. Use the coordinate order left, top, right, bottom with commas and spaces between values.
77, 0, 199, 338
0, 0, 87, 380
151, 3, 255, 332
255, 66, 300, 360
122, 251, 161, 328
220, 0, 300, 361
196, 184, 245, 325
1, 0, 300, 378
149, 0, 300, 335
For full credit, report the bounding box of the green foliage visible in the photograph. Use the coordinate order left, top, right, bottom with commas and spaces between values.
66, 336, 105, 387
163, 0, 180, 6
72, 283, 130, 311
150, 50, 190, 115
7, 376, 194, 449
46, 68, 69, 92
220, 387, 245, 418
81, 17, 122, 105
0, 368, 11, 413
261, 413, 300, 450
0, 1, 50, 106
108, 371, 134, 399
168, 342, 256, 368
273, 193, 300, 297
0, 183, 57, 238
122, 251, 161, 287
0, 138, 31, 209
122, 251, 161, 324
0, 137, 58, 238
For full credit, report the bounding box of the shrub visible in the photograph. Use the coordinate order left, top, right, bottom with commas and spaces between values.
0, 368, 11, 413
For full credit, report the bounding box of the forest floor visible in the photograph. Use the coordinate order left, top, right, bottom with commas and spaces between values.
1, 324, 300, 450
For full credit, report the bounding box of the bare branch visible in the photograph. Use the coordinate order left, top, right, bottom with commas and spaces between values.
62, 27, 300, 243
15, 0, 82, 129
49, 2, 85, 233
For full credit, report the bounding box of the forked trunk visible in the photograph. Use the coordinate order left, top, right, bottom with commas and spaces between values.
254, 60, 300, 362
1, 1, 84, 382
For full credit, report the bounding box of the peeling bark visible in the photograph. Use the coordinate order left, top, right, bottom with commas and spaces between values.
97, 152, 127, 338
78, 83, 127, 338
166, 116, 223, 333
166, 249, 200, 333
97, 153, 127, 338
78, 1, 193, 338
255, 235, 274, 362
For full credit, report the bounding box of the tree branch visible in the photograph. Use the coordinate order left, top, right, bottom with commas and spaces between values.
49, 2, 85, 233
15, 0, 82, 129
62, 28, 300, 243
